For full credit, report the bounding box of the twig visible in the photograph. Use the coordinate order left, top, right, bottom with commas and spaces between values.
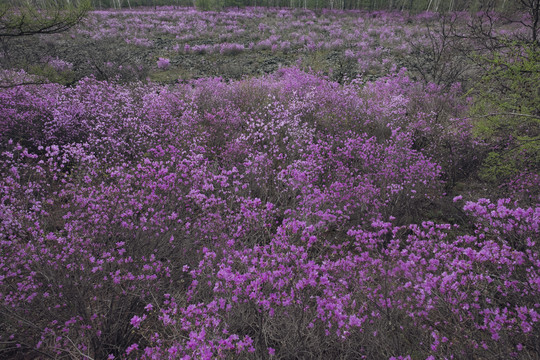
470, 112, 540, 120
65, 336, 95, 360
0, 81, 46, 88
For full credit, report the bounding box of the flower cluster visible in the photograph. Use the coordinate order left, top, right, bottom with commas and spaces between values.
156, 57, 170, 69
44, 57, 74, 72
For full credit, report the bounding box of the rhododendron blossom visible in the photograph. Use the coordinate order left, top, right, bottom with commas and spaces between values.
0, 8, 538, 358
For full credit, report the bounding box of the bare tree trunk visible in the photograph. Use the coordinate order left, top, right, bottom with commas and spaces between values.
532, 0, 540, 43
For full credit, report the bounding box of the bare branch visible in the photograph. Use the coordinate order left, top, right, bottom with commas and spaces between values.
0, 0, 90, 38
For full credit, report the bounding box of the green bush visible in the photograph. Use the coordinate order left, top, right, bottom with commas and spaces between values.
478, 152, 517, 183
472, 42, 540, 183
28, 63, 76, 86
194, 0, 224, 11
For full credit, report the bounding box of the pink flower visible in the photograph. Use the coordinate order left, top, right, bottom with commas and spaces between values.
126, 343, 138, 355
130, 315, 146, 328
157, 58, 170, 69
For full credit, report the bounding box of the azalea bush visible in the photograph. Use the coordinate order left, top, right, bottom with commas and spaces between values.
1, 65, 539, 359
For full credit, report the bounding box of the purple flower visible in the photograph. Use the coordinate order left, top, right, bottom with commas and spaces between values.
126, 343, 138, 355
130, 315, 146, 328
157, 57, 170, 69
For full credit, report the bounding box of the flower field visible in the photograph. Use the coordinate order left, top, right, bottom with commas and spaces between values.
1, 6, 539, 360
8, 7, 523, 83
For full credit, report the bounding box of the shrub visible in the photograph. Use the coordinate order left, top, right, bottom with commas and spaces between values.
1, 67, 538, 359
156, 57, 170, 69
472, 42, 540, 189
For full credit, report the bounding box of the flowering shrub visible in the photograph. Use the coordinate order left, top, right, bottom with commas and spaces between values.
45, 57, 74, 72
0, 66, 538, 359
156, 57, 170, 69
219, 43, 245, 55
137, 199, 539, 359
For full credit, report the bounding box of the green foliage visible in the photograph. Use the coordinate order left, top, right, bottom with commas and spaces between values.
481, 44, 540, 116
478, 152, 518, 183
224, 0, 245, 7
194, 0, 224, 11
472, 42, 540, 183
28, 63, 76, 86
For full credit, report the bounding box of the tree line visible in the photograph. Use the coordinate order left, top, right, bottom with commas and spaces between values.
1, 0, 537, 39
81, 0, 534, 12
1, 0, 535, 13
